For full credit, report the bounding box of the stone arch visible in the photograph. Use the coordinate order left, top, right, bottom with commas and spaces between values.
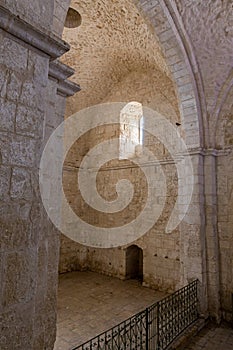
135, 0, 204, 149
214, 70, 233, 148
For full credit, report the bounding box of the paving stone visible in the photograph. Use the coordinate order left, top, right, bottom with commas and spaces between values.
188, 322, 233, 350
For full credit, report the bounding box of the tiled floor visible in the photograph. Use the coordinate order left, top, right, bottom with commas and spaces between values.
187, 322, 233, 350
54, 271, 166, 350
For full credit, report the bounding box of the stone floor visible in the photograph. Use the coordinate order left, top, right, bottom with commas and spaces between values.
54, 271, 166, 350
54, 271, 233, 350
187, 322, 233, 350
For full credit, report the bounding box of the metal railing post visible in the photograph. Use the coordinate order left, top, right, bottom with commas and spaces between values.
156, 303, 160, 350
146, 308, 149, 350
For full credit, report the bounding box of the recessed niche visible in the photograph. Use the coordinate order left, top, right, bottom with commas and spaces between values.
64, 7, 82, 28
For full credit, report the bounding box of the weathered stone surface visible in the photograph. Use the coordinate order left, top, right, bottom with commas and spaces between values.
0, 165, 11, 200
0, 36, 28, 72
3, 251, 36, 307
6, 71, 22, 102
0, 303, 34, 350
0, 99, 16, 131
16, 106, 44, 138
1, 0, 54, 32
10, 167, 32, 200
0, 133, 38, 167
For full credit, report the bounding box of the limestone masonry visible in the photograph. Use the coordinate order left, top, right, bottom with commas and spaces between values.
0, 0, 232, 349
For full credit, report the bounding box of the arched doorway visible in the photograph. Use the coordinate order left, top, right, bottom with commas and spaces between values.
126, 245, 143, 281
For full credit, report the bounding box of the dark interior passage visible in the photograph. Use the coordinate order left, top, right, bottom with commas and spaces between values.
126, 245, 143, 281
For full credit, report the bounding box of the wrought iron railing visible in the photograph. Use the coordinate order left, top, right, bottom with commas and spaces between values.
72, 279, 199, 350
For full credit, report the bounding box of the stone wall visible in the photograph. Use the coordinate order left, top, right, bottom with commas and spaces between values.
217, 149, 233, 321
0, 3, 79, 349
53, 0, 71, 37
1, 0, 54, 32
0, 28, 51, 350
216, 86, 233, 321
60, 66, 182, 292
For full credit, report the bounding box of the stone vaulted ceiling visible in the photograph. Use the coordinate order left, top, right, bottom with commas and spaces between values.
61, 0, 178, 116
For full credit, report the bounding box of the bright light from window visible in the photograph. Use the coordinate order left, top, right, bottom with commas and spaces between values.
119, 102, 143, 159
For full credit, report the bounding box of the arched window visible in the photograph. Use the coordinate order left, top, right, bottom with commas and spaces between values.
64, 7, 82, 28
119, 102, 143, 159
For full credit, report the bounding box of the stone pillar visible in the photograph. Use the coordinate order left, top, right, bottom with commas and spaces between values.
0, 6, 80, 350
179, 149, 222, 320
179, 152, 208, 317
204, 151, 221, 321
216, 148, 233, 321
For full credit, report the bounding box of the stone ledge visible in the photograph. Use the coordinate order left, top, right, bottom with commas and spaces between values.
57, 80, 81, 97
49, 60, 75, 81
63, 157, 180, 173
49, 60, 81, 97
63, 147, 230, 172
188, 148, 231, 157
0, 5, 70, 59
